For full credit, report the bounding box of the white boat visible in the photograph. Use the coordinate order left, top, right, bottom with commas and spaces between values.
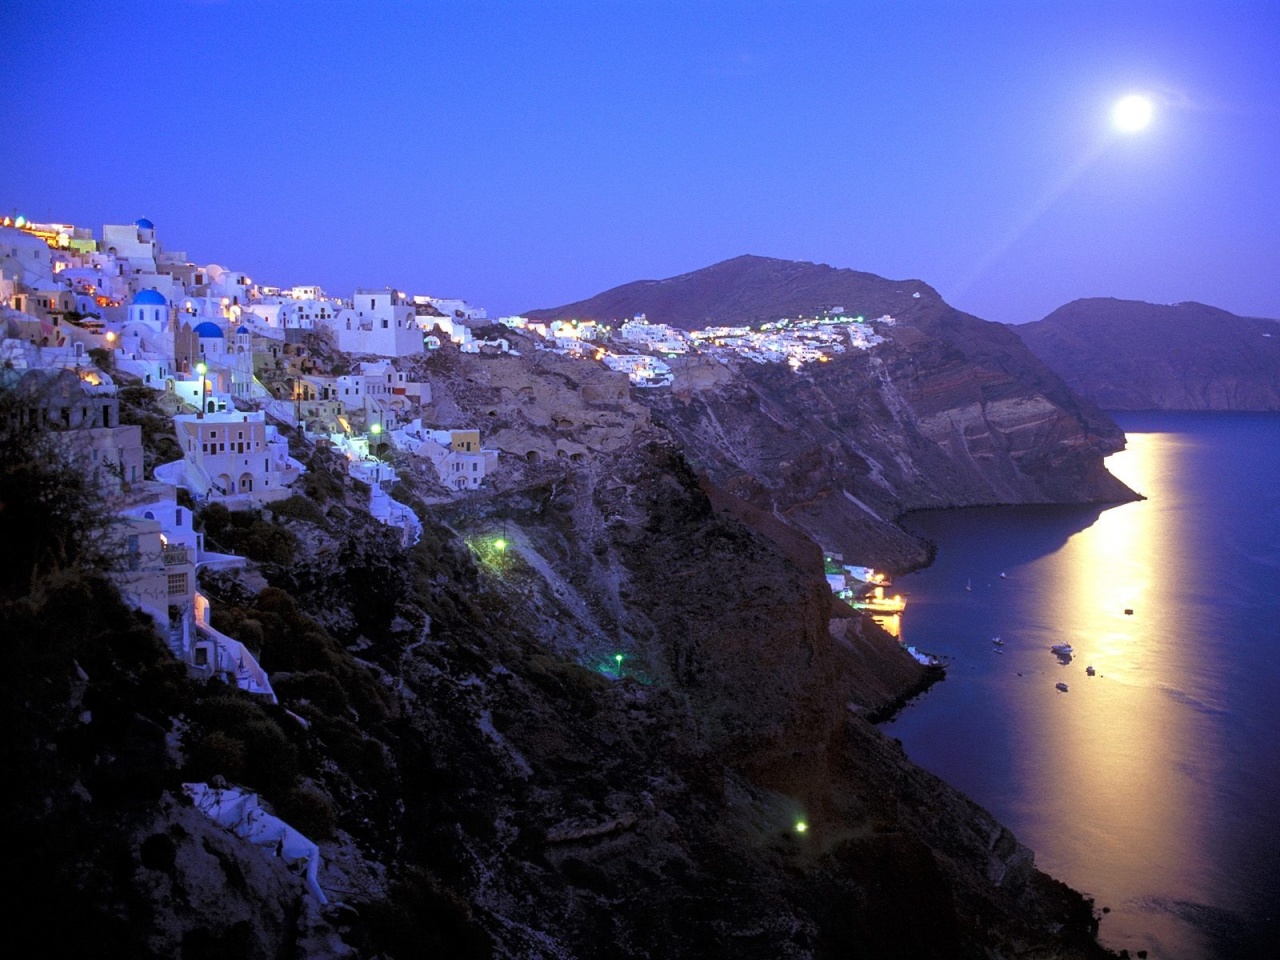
1050, 643, 1073, 655
992, 636, 1003, 645
1055, 681, 1069, 692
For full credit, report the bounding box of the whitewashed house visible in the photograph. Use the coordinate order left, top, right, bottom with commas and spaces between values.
156, 410, 304, 505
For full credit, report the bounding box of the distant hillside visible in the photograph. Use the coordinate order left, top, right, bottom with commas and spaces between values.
1012, 298, 1280, 410
526, 254, 943, 330
527, 255, 1133, 548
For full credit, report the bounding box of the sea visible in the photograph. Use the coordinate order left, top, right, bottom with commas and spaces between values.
884, 412, 1280, 960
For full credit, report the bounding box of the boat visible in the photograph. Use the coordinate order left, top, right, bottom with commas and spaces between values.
1050, 642, 1073, 655
992, 636, 1003, 645
1086, 665, 1096, 676
1055, 681, 1069, 692
999, 572, 1008, 579
965, 579, 972, 592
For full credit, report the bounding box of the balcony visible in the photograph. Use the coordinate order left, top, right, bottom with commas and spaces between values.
162, 545, 191, 566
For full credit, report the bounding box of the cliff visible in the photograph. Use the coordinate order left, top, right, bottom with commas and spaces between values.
1012, 297, 1280, 410
528, 256, 1133, 570
3, 270, 1128, 958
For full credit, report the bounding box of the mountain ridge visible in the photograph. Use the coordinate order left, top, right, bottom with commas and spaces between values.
1011, 297, 1280, 410
526, 254, 944, 330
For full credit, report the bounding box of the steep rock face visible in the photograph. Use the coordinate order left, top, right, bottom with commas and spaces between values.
646, 316, 1130, 571
408, 438, 1108, 959
4, 361, 1117, 959
527, 256, 1133, 570
1013, 298, 1280, 410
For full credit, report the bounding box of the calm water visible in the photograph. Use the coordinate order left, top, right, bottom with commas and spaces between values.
886, 412, 1280, 960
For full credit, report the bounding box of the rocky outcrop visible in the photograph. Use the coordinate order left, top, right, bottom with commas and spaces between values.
1012, 297, 1280, 410
5, 285, 1123, 958
645, 313, 1130, 571
527, 256, 1133, 571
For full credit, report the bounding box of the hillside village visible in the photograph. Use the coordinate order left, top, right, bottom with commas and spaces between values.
1, 213, 1132, 959
0, 214, 911, 884
2, 214, 902, 561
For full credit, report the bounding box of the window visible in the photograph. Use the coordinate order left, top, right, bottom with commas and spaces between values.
167, 571, 188, 595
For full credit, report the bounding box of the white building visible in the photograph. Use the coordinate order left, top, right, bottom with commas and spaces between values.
157, 410, 304, 504
389, 421, 495, 491
327, 289, 423, 357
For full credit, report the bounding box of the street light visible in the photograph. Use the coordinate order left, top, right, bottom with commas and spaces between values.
195, 361, 207, 416
369, 421, 382, 460
614, 653, 624, 678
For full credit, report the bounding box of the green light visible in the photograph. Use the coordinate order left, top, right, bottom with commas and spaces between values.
614, 653, 624, 677
495, 538, 506, 551
370, 422, 382, 435
195, 362, 207, 375
795, 820, 808, 834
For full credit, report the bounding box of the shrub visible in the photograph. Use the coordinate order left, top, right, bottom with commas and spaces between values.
270, 494, 326, 525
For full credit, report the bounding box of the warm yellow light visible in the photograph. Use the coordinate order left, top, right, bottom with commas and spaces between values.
1113, 94, 1154, 133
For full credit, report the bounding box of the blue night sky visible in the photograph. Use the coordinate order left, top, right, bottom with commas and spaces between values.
2, 0, 1277, 323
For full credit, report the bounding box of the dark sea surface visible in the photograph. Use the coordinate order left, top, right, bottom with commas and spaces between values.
886, 412, 1280, 960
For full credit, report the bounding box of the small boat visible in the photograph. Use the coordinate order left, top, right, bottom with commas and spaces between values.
1086, 665, 1096, 676
992, 636, 1004, 645
1055, 681, 1069, 693
999, 572, 1008, 579
965, 579, 972, 592
1050, 642, 1073, 655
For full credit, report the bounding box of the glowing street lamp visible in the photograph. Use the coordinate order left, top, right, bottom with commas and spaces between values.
195, 361, 207, 416
614, 653, 624, 678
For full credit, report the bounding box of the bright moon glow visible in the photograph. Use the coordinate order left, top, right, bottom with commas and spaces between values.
1112, 94, 1154, 133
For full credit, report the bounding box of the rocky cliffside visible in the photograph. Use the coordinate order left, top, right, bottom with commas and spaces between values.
527, 256, 1133, 570
4, 272, 1132, 958
1012, 298, 1280, 410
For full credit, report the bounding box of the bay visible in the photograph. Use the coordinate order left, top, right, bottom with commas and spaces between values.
885, 412, 1280, 959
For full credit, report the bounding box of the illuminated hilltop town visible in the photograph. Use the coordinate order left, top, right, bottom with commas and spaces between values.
1, 211, 928, 889
1, 212, 916, 691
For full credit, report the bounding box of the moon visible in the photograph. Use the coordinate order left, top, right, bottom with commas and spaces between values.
1113, 94, 1154, 133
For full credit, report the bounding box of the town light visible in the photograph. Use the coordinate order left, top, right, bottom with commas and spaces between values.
795, 820, 808, 834
614, 653, 624, 677
196, 362, 207, 416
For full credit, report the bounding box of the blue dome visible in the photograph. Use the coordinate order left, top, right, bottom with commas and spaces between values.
135, 217, 155, 230
131, 288, 167, 306
192, 321, 225, 338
